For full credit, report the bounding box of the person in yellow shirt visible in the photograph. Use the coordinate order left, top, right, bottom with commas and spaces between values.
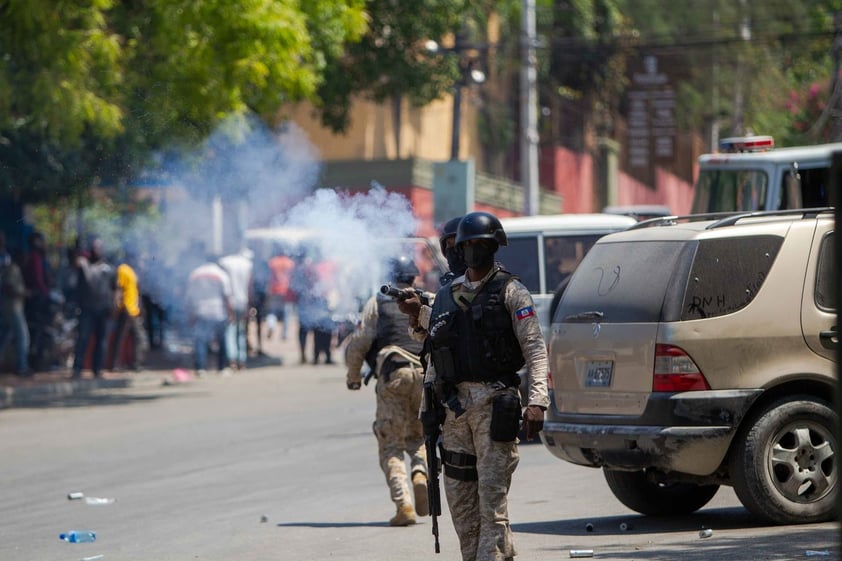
108, 256, 149, 372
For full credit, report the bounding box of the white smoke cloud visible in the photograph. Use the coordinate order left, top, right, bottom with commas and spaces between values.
68, 113, 434, 335
277, 187, 420, 316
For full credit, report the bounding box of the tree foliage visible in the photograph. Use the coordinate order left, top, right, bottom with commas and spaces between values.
315, 0, 470, 133
531, 0, 841, 151
613, 0, 841, 146
537, 0, 633, 148
0, 0, 367, 203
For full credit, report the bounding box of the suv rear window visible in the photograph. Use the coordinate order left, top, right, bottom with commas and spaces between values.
557, 235, 784, 324
557, 240, 691, 323
681, 236, 782, 320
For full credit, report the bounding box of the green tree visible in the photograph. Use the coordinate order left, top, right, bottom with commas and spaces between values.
615, 0, 840, 147
314, 0, 470, 136
0, 0, 368, 203
540, 0, 633, 150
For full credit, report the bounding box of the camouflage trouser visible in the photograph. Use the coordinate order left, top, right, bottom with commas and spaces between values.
374, 364, 427, 507
443, 383, 519, 561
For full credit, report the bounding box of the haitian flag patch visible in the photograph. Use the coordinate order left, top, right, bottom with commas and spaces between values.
515, 306, 535, 320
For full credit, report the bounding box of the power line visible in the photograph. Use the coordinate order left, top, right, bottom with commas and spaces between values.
547, 29, 834, 54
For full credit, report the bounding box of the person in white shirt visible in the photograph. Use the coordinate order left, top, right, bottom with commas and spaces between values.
187, 255, 233, 375
219, 248, 253, 370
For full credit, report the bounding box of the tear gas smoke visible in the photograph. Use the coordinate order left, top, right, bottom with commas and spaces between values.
65, 113, 426, 337
276, 187, 420, 318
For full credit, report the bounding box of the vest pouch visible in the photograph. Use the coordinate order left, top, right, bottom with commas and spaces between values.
490, 392, 521, 442
431, 347, 457, 382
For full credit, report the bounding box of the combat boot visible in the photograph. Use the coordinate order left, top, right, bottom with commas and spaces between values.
412, 471, 429, 517
389, 503, 417, 527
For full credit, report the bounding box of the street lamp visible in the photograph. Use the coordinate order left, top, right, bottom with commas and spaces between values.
426, 37, 486, 161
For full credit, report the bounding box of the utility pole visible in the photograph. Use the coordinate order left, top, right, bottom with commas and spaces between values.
521, 0, 539, 215
709, 10, 720, 152
450, 32, 464, 160
732, 0, 750, 136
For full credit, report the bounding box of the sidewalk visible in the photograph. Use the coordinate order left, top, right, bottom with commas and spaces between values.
0, 317, 334, 409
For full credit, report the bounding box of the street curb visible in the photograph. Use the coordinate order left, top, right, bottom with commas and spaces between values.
0, 376, 144, 409
0, 352, 287, 410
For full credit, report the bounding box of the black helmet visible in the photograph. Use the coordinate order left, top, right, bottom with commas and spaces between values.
438, 216, 463, 253
389, 255, 419, 284
455, 211, 507, 248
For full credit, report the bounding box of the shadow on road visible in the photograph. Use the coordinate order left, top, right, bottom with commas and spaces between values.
10, 389, 209, 410
513, 506, 774, 536
514, 509, 838, 560
276, 521, 393, 528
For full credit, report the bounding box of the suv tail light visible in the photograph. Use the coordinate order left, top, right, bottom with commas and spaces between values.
653, 344, 710, 392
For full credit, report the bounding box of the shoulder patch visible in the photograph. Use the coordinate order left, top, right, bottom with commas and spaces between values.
515, 306, 535, 321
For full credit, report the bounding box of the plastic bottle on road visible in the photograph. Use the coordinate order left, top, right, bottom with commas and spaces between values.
84, 497, 115, 505
59, 531, 97, 543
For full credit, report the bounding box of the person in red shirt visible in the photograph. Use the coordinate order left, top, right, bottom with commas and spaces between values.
266, 246, 296, 343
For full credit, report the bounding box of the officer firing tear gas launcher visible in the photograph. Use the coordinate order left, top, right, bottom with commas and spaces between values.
344, 255, 431, 527
391, 216, 464, 553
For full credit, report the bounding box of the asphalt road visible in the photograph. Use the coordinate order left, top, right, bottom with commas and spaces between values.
1, 358, 839, 561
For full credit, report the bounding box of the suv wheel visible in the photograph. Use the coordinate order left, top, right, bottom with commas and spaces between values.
603, 469, 719, 516
730, 395, 837, 524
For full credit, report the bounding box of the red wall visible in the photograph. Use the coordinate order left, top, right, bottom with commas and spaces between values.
540, 146, 694, 215
350, 144, 696, 238
540, 147, 595, 214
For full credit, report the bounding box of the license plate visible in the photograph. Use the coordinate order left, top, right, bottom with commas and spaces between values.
585, 360, 613, 387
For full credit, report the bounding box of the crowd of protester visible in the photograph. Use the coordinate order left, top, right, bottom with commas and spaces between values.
0, 229, 345, 378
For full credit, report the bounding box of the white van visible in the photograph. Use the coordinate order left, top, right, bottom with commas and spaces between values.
496, 213, 637, 338
691, 136, 842, 213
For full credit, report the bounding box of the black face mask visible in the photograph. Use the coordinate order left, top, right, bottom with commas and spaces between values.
444, 246, 467, 277
461, 243, 495, 269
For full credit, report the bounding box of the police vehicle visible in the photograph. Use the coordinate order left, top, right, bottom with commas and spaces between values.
691, 135, 842, 213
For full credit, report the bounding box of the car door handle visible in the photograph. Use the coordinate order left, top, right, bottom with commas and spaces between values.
819, 327, 837, 350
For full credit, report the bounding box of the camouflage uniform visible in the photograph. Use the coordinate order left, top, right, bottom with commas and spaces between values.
425, 266, 548, 561
346, 292, 427, 521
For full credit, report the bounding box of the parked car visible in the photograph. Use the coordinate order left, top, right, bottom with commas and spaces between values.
541, 208, 837, 524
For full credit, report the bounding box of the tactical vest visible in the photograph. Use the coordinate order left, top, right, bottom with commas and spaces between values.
428, 269, 524, 386
364, 294, 423, 369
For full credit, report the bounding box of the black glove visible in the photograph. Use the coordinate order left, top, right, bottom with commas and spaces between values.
421, 408, 444, 437
521, 405, 545, 441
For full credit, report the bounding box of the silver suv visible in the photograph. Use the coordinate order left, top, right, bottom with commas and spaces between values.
541, 208, 837, 524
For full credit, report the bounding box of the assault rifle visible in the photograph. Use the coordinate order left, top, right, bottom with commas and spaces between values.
422, 383, 443, 553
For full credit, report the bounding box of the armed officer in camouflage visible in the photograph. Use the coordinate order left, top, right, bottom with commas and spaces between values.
345, 255, 429, 527
422, 211, 549, 561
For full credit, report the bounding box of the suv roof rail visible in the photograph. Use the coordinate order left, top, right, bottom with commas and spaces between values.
628, 211, 742, 229
628, 207, 835, 231
705, 207, 835, 229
